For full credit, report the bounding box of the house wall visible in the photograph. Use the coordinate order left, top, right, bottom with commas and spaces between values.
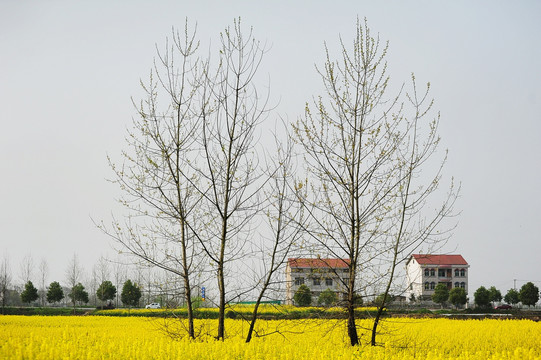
285, 263, 292, 305
406, 259, 469, 302
406, 258, 423, 301
285, 265, 348, 305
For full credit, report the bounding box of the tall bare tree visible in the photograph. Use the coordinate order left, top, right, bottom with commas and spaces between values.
19, 253, 34, 286
38, 258, 49, 307
104, 18, 270, 340
293, 19, 457, 346
368, 76, 458, 346
90, 257, 110, 307
101, 20, 209, 339
0, 254, 11, 314
65, 253, 84, 314
195, 18, 271, 340
245, 135, 302, 343
96, 256, 110, 284
104, 18, 271, 341
112, 259, 127, 308
90, 264, 99, 307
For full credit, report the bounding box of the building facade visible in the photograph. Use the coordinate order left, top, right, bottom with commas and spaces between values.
406, 254, 469, 301
285, 258, 349, 305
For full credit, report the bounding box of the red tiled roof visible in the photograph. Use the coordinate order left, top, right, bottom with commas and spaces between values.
411, 254, 468, 266
288, 258, 350, 269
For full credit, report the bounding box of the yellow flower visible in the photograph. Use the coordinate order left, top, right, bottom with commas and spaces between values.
1, 315, 540, 359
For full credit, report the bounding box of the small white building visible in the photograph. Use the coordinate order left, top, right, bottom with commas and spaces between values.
285, 258, 349, 305
406, 254, 469, 302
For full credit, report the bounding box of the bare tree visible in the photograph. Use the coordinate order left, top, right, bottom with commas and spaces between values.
96, 256, 110, 284
100, 20, 205, 339
90, 256, 110, 308
245, 135, 302, 343
132, 263, 147, 303
293, 18, 457, 346
101, 18, 271, 341
19, 253, 34, 286
195, 18, 271, 340
65, 253, 84, 313
90, 264, 99, 307
139, 263, 156, 306
112, 259, 127, 308
38, 258, 49, 307
368, 76, 458, 346
0, 254, 11, 314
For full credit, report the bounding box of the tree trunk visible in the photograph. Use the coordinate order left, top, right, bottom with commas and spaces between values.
179, 219, 195, 339
346, 267, 359, 346
347, 301, 359, 346
246, 280, 269, 343
217, 263, 225, 340
182, 253, 195, 338
371, 303, 385, 346
246, 298, 261, 343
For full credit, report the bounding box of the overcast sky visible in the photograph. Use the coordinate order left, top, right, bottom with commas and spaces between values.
1, 0, 540, 297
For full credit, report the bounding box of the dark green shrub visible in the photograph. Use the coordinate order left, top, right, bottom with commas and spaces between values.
293, 284, 312, 307
318, 289, 337, 306
226, 310, 238, 319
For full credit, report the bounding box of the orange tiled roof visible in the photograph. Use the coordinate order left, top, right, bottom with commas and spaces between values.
411, 254, 468, 266
288, 258, 350, 269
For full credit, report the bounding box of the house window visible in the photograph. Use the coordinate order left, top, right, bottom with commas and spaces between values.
438, 269, 446, 277
430, 269, 435, 277
454, 282, 460, 288
325, 278, 333, 286
294, 277, 304, 285
454, 269, 459, 277
460, 282, 466, 289
424, 282, 430, 290
424, 269, 430, 277
313, 278, 321, 286
460, 269, 466, 277
430, 282, 435, 290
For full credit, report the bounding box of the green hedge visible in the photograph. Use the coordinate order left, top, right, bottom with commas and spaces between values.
0, 307, 90, 316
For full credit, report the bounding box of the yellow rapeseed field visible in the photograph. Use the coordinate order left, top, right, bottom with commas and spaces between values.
93, 305, 380, 317
1, 315, 540, 359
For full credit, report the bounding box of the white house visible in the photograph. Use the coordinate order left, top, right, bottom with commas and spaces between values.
406, 254, 469, 302
285, 258, 349, 305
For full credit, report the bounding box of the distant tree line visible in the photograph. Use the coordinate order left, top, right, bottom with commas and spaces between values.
425, 282, 540, 309
473, 282, 539, 309
13, 278, 142, 311
0, 253, 168, 314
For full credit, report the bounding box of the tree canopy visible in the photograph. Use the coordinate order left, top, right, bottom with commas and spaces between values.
432, 283, 449, 307
294, 285, 312, 307
121, 280, 142, 308
474, 286, 490, 308
21, 281, 39, 304
449, 287, 467, 308
97, 280, 116, 306
46, 281, 64, 304
69, 283, 89, 305
488, 286, 502, 305
504, 288, 520, 305
519, 282, 539, 307
318, 289, 338, 306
